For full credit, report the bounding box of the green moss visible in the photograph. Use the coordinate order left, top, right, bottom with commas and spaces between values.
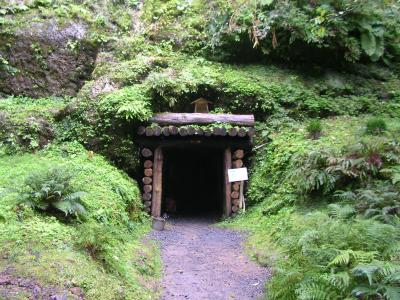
0, 142, 160, 299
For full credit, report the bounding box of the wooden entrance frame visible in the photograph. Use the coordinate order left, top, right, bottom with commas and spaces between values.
137, 113, 255, 218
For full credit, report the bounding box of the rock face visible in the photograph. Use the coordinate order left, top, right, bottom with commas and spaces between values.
0, 20, 97, 97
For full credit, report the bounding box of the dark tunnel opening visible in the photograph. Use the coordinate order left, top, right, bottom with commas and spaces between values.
162, 148, 224, 217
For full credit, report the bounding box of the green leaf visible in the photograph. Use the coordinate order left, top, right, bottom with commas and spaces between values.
361, 31, 377, 57
352, 264, 379, 285
259, 0, 273, 6
384, 286, 400, 300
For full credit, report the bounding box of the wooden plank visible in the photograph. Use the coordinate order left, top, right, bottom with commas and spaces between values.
150, 113, 255, 126
223, 148, 232, 218
151, 147, 163, 217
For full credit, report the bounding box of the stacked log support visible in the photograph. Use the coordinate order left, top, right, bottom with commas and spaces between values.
135, 117, 255, 218
153, 126, 162, 136
137, 125, 254, 138
228, 127, 238, 137
162, 126, 170, 136
169, 126, 179, 135
179, 127, 188, 136
231, 149, 245, 216
187, 126, 196, 135
145, 126, 154, 136
141, 148, 153, 213
237, 128, 247, 137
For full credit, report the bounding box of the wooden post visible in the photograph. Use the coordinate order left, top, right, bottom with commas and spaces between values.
223, 148, 232, 218
151, 147, 163, 217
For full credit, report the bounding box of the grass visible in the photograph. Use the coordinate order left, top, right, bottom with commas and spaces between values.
0, 96, 67, 122
0, 142, 161, 299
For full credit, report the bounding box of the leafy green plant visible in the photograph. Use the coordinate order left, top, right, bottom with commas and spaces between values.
366, 118, 388, 135
75, 222, 128, 274
336, 183, 400, 223
290, 150, 338, 194
100, 85, 152, 121
307, 119, 322, 140
204, 0, 400, 63
18, 167, 86, 219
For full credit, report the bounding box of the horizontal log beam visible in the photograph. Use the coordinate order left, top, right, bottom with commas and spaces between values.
149, 113, 255, 126
136, 136, 253, 149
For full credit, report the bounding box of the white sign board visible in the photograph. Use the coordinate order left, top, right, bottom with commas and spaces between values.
228, 168, 248, 182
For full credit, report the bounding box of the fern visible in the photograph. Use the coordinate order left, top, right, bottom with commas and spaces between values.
322, 271, 351, 290
329, 250, 377, 267
328, 204, 355, 220
296, 279, 336, 300
18, 167, 86, 220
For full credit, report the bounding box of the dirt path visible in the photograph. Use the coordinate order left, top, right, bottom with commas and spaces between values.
150, 217, 269, 300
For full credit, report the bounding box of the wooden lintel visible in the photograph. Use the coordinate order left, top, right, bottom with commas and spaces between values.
149, 113, 255, 126
136, 136, 253, 150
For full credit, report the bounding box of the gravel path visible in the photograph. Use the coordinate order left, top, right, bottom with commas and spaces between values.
150, 217, 269, 300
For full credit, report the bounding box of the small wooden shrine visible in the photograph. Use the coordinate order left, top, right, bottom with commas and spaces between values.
136, 112, 255, 218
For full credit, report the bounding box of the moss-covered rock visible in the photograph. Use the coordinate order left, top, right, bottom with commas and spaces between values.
0, 19, 97, 97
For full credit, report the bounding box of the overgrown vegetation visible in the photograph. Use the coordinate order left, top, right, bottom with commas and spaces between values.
1, 0, 400, 299
0, 143, 160, 299
17, 166, 86, 220
226, 117, 400, 299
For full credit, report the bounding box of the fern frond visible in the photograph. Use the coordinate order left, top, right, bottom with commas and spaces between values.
384, 285, 400, 300
323, 271, 351, 290
328, 204, 355, 220
296, 280, 335, 300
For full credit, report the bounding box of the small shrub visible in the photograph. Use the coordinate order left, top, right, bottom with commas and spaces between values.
18, 167, 86, 220
366, 118, 387, 135
307, 119, 322, 140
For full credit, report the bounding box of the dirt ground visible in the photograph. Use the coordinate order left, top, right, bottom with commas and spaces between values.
0, 267, 83, 300
150, 216, 270, 300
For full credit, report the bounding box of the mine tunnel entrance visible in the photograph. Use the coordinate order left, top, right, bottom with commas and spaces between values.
162, 148, 224, 217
